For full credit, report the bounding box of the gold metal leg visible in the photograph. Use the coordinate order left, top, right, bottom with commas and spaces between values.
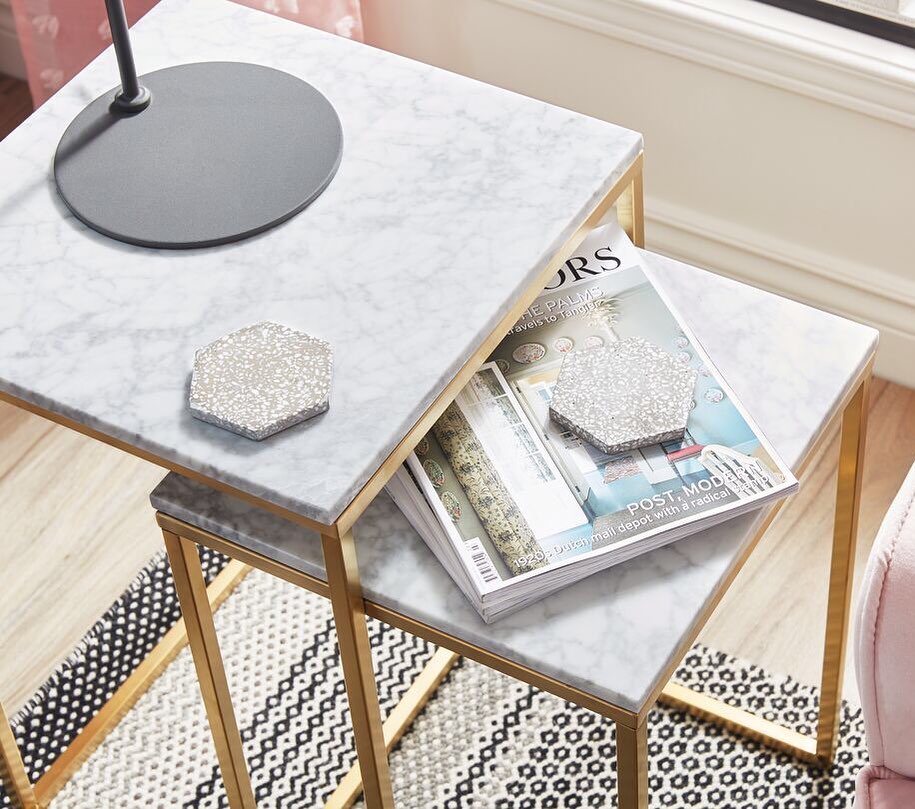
0, 701, 37, 809
32, 558, 252, 807
155, 359, 864, 807
321, 531, 394, 809
661, 682, 818, 763
616, 718, 648, 809
613, 163, 645, 249
630, 168, 645, 248
163, 531, 256, 809
326, 647, 459, 809
816, 372, 870, 763
658, 371, 871, 766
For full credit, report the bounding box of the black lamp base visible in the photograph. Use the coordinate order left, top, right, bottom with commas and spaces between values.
54, 61, 343, 249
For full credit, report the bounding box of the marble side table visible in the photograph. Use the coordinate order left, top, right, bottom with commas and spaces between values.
0, 0, 643, 807
150, 251, 875, 809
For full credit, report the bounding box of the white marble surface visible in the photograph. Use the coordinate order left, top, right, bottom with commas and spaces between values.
0, 0, 642, 526
152, 250, 878, 713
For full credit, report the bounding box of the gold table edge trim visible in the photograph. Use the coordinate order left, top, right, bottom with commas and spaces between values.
0, 153, 644, 543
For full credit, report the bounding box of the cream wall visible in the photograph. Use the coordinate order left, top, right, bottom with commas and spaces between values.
362, 0, 915, 386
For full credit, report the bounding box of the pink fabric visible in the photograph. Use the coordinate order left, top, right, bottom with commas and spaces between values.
11, 0, 362, 106
868, 779, 915, 809
856, 765, 915, 809
853, 462, 915, 807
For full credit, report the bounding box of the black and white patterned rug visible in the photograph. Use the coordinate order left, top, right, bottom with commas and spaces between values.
3, 550, 867, 807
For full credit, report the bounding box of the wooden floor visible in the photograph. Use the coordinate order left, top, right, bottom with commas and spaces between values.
2, 75, 914, 719
0, 77, 167, 713
0, 404, 167, 712
0, 75, 31, 138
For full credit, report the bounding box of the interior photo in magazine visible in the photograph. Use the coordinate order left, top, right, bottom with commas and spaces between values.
410, 226, 793, 586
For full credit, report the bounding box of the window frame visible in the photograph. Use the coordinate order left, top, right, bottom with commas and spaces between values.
754, 0, 915, 47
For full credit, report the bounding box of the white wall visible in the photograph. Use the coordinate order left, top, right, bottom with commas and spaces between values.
363, 0, 915, 386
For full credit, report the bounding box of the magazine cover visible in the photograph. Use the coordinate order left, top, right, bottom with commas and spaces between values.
404, 221, 797, 601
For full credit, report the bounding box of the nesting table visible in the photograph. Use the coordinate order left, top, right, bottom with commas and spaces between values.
148, 251, 875, 809
0, 0, 875, 807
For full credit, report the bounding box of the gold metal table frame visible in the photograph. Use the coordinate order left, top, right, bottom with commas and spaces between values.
0, 153, 871, 809
153, 360, 870, 809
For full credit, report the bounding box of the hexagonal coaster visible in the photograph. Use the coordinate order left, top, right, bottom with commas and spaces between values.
189, 321, 333, 441
549, 337, 697, 455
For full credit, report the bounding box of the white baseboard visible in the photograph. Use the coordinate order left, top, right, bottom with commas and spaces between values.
0, 0, 26, 80
645, 198, 915, 387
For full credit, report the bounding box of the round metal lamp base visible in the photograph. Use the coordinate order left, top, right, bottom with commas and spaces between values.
54, 61, 343, 249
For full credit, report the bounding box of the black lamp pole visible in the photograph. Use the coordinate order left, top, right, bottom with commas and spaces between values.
104, 0, 150, 112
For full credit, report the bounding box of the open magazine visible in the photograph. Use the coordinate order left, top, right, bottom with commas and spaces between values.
385, 221, 797, 622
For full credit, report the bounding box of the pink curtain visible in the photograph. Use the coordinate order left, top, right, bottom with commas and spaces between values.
11, 0, 363, 106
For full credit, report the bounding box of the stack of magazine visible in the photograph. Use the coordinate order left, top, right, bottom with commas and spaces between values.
386, 221, 797, 622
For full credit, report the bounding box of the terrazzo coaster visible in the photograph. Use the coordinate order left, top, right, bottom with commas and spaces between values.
549, 337, 696, 455
189, 321, 333, 441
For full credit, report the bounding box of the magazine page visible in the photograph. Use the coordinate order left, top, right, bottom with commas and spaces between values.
406, 220, 797, 596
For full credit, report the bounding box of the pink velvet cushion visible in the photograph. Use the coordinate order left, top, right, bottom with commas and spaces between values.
854, 461, 915, 803
869, 778, 915, 808
856, 765, 915, 809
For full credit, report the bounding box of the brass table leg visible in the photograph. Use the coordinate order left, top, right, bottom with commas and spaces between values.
322, 530, 394, 809
616, 717, 648, 809
612, 160, 645, 250
0, 701, 37, 809
31, 558, 251, 808
816, 371, 870, 763
630, 169, 645, 248
657, 369, 872, 766
326, 647, 459, 809
163, 531, 256, 809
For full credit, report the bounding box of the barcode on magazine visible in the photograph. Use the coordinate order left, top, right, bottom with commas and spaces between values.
463, 537, 499, 588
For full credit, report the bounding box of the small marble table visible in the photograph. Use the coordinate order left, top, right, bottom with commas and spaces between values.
152, 251, 876, 808
0, 0, 644, 807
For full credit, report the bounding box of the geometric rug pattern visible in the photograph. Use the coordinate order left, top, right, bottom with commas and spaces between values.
3, 552, 866, 807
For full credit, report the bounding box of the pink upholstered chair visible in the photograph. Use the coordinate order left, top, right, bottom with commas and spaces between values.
854, 462, 915, 808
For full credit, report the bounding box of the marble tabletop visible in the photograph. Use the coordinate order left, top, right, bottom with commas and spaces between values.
153, 250, 878, 713
0, 0, 642, 527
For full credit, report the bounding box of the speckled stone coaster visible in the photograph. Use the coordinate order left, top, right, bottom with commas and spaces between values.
189, 321, 333, 441
549, 337, 696, 455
